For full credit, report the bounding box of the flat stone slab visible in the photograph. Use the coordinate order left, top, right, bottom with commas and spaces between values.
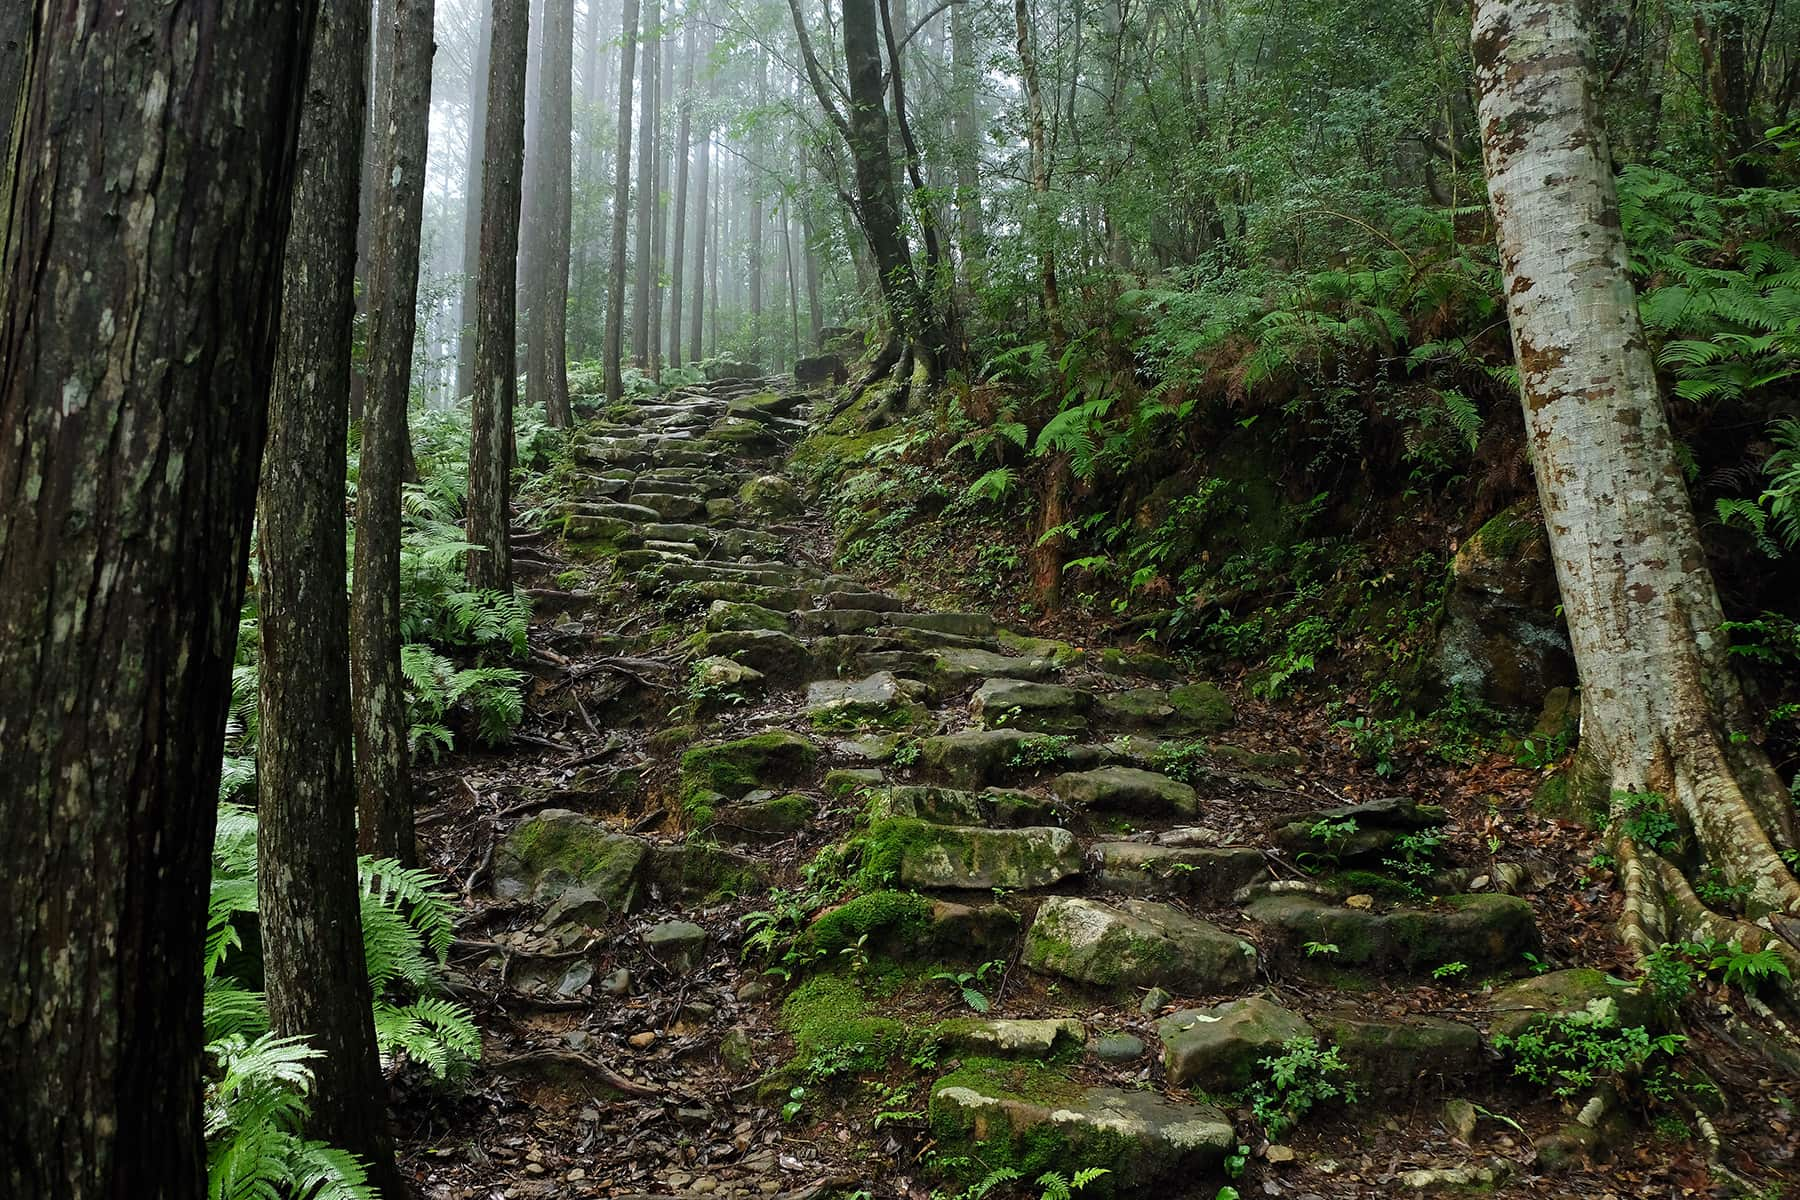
1158, 996, 1314, 1090
881, 821, 1085, 891
933, 1017, 1085, 1058
493, 809, 648, 911
1245, 892, 1540, 975
698, 629, 811, 678
1093, 843, 1268, 901
933, 647, 1059, 688
931, 1067, 1235, 1185
806, 672, 921, 729
1313, 1011, 1485, 1094
1486, 968, 1658, 1040
1023, 896, 1257, 994
1051, 766, 1198, 817
1273, 796, 1446, 861
644, 920, 707, 971
970, 678, 1090, 733
869, 785, 1056, 828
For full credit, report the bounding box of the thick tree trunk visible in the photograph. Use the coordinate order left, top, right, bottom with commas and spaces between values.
0, 4, 313, 1196
458, 0, 495, 400
526, 0, 574, 426
257, 3, 405, 1190
604, 0, 640, 400
631, 0, 658, 367
356, 0, 438, 867
690, 129, 710, 363
518, 0, 546, 298
949, 0, 982, 279
469, 0, 529, 592
1472, 0, 1800, 959
667, 19, 695, 370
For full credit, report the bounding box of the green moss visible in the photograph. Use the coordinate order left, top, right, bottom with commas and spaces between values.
932, 1056, 1084, 1108
1329, 869, 1423, 904
648, 724, 700, 754
852, 817, 938, 888
788, 424, 909, 485
1470, 507, 1542, 559
781, 973, 915, 1071
804, 890, 934, 957
1168, 682, 1235, 731
679, 730, 819, 801
822, 768, 884, 799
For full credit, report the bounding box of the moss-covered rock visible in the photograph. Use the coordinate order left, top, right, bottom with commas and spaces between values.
1313, 1011, 1486, 1094
738, 474, 803, 516
929, 1059, 1235, 1194
704, 599, 793, 634
697, 629, 812, 678
1022, 896, 1257, 994
861, 819, 1083, 891
932, 1017, 1085, 1059
1486, 968, 1659, 1040
641, 841, 765, 901
805, 671, 927, 730
1051, 766, 1199, 817
1092, 843, 1269, 902
1436, 500, 1576, 713
969, 678, 1090, 733
1271, 795, 1447, 862
493, 809, 648, 910
680, 730, 820, 803
1158, 996, 1314, 1090
711, 793, 816, 843
1245, 892, 1540, 975
1167, 682, 1236, 732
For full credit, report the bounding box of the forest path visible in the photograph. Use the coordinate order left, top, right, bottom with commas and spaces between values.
400, 376, 1753, 1199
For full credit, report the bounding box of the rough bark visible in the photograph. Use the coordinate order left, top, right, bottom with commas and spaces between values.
469, 0, 529, 592
690, 128, 710, 364
648, 17, 672, 376
571, 0, 604, 356
257, 3, 405, 1189
631, 0, 658, 366
949, 0, 981, 281
0, 3, 314, 1195
667, 18, 695, 369
749, 50, 767, 353
356, 0, 439, 867
526, 0, 574, 426
1014, 0, 1062, 342
458, 0, 495, 399
1472, 0, 1800, 960
0, 1, 25, 256
604, 0, 640, 400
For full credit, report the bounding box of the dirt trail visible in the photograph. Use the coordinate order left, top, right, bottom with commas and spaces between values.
401, 377, 1799, 1199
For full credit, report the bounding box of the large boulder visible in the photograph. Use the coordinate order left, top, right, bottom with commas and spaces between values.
679, 731, 819, 802
804, 890, 1021, 962
703, 358, 762, 381
1436, 502, 1577, 713
493, 809, 647, 911
1313, 1011, 1486, 1094
1022, 896, 1256, 994
1486, 968, 1659, 1040
1158, 997, 1314, 1091
930, 1062, 1235, 1193
794, 353, 848, 386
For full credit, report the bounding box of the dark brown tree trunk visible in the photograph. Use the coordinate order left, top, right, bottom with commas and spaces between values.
469, 0, 529, 592
667, 18, 695, 370
518, 0, 546, 296
690, 128, 710, 364
458, 0, 495, 400
257, 3, 405, 1191
604, 0, 640, 400
354, 0, 395, 425
356, 0, 438, 867
0, 2, 25, 252
0, 4, 314, 1196
632, 0, 658, 367
1692, 4, 1766, 186
527, 0, 574, 426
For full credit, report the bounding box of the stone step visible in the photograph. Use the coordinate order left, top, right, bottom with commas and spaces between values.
1244, 891, 1540, 976
1022, 895, 1258, 996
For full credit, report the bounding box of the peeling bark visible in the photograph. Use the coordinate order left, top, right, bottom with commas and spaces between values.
1472, 0, 1800, 950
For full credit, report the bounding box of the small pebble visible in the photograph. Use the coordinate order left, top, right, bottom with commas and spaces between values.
629, 1030, 658, 1049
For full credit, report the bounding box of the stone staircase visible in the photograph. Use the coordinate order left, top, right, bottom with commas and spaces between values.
459, 372, 1629, 1198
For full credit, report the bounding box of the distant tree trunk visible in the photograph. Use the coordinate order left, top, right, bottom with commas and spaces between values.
518, 0, 546, 297
631, 0, 658, 366
571, 0, 604, 357
1473, 0, 1800, 970
604, 0, 640, 401
648, 19, 672, 376
527, 0, 574, 426
458, 0, 495, 400
470, 0, 529, 592
667, 19, 695, 369
1692, 3, 1766, 186
802, 196, 824, 343
784, 208, 801, 368
1014, 0, 1062, 342
749, 51, 767, 356
691, 129, 710, 363
258, 4, 406, 1190
356, 0, 437, 867
0, 4, 312, 1195
355, 0, 394, 425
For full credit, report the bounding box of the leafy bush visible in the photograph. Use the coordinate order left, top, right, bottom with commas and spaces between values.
1249, 1037, 1359, 1138
1493, 1001, 1685, 1098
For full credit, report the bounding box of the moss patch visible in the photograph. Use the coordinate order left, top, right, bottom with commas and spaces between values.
804, 890, 934, 957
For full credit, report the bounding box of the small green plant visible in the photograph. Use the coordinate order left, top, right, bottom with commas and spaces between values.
1303, 941, 1340, 958
1432, 961, 1468, 980
1515, 728, 1573, 769
1006, 734, 1075, 770
931, 959, 1006, 1013
1493, 1001, 1686, 1098
1702, 939, 1794, 992
1296, 816, 1358, 874
1248, 1037, 1359, 1138
1381, 827, 1443, 900
1615, 790, 1680, 854
891, 738, 922, 768
782, 1085, 806, 1122
1032, 1168, 1110, 1200
1336, 715, 1401, 777
1693, 866, 1754, 911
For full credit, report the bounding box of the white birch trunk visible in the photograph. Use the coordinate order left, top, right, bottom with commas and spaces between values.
1471, 0, 1800, 928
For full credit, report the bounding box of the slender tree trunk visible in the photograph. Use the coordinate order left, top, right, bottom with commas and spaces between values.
749, 51, 767, 357
357, 0, 438, 867
258, 4, 406, 1190
1472, 0, 1800, 966
518, 0, 546, 296
1015, 0, 1062, 342
604, 0, 640, 400
648, 18, 672, 376
459, 0, 495, 399
572, 0, 604, 357
470, 0, 529, 592
0, 4, 313, 1195
802, 195, 823, 343
631, 0, 658, 366
667, 19, 695, 369
784, 207, 801, 369
709, 153, 720, 355
691, 129, 710, 363
527, 0, 575, 426
355, 0, 394, 426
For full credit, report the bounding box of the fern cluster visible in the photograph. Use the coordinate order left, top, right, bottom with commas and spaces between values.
202, 804, 479, 1199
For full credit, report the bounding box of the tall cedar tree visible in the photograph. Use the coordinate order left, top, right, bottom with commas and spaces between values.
1472, 0, 1800, 976
458, 2, 494, 401
604, 0, 641, 401
689, 123, 710, 364
0, 4, 314, 1195
525, 0, 575, 427
632, 0, 659, 367
468, 0, 531, 592
356, 0, 439, 865
666, 17, 695, 369
256, 2, 406, 1189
